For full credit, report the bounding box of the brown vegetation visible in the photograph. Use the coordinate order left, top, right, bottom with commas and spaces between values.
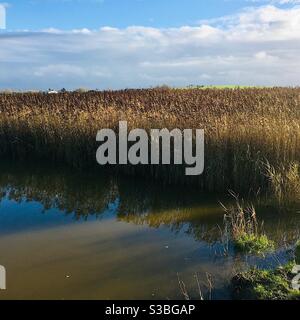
0, 88, 299, 193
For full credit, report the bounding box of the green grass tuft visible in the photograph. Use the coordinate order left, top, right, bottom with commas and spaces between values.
234, 233, 275, 255
222, 196, 275, 255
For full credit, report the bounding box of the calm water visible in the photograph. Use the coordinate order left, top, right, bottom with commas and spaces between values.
0, 162, 299, 300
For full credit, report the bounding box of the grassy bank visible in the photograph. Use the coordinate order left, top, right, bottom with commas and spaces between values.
232, 262, 300, 300
0, 88, 300, 194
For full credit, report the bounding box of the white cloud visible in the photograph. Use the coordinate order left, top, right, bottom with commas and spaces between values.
249, 0, 300, 4
0, 5, 300, 89
0, 3, 6, 29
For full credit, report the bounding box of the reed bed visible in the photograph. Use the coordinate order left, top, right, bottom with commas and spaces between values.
0, 88, 299, 193
265, 161, 300, 207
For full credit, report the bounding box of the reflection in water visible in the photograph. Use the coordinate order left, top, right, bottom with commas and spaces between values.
0, 162, 227, 238
0, 162, 299, 300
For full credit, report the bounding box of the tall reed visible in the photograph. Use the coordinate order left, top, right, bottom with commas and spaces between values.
0, 88, 299, 194
264, 161, 300, 206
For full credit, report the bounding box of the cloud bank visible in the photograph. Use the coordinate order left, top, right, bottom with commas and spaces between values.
0, 4, 300, 89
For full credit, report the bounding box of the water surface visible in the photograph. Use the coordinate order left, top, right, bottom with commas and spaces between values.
0, 163, 299, 300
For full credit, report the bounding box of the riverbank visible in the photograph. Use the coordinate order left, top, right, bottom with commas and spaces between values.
232, 262, 300, 300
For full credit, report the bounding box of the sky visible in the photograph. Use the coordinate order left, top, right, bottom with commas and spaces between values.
0, 0, 300, 90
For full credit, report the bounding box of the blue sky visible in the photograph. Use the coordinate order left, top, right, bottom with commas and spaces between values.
1, 0, 300, 90
5, 0, 270, 30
